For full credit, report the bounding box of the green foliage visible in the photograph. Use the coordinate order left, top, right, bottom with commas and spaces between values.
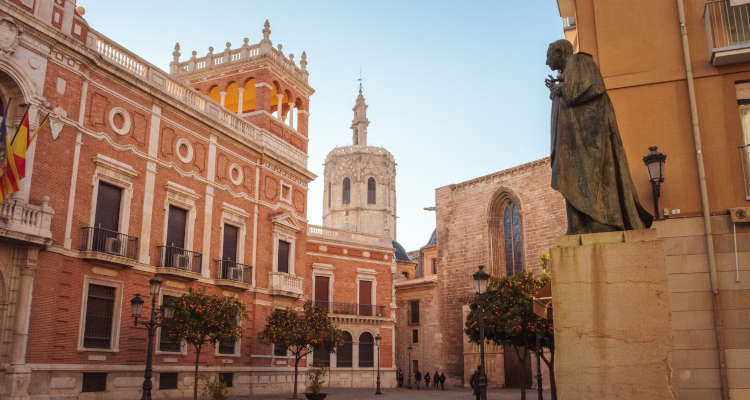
167, 290, 246, 347
307, 366, 327, 394
200, 374, 229, 400
259, 302, 344, 360
464, 271, 553, 351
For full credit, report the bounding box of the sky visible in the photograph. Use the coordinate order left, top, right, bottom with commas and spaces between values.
81, 0, 564, 252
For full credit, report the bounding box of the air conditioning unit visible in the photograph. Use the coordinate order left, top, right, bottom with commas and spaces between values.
105, 237, 121, 255
174, 254, 190, 270
231, 267, 243, 281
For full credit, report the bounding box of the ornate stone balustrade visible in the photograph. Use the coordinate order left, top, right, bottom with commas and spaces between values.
269, 271, 303, 296
0, 197, 54, 246
307, 224, 392, 248
86, 29, 308, 170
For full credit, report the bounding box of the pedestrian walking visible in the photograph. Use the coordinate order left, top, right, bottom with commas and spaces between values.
440, 372, 446, 390
470, 366, 481, 400
415, 370, 422, 390
424, 370, 431, 388
433, 371, 439, 389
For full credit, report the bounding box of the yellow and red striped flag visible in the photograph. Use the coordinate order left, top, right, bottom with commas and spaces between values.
0, 108, 48, 201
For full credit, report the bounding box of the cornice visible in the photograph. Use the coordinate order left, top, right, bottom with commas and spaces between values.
441, 157, 550, 192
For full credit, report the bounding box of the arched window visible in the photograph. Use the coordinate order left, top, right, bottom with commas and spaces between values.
354, 128, 359, 145
503, 202, 523, 275
336, 331, 353, 368
488, 191, 524, 277
358, 332, 374, 367
327, 182, 331, 209
312, 342, 330, 367
224, 82, 239, 112
342, 178, 350, 205
242, 78, 256, 112
367, 178, 376, 204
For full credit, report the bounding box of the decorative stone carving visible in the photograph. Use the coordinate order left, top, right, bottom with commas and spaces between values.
108, 107, 131, 135
56, 77, 66, 95
50, 106, 67, 140
175, 138, 194, 164
229, 163, 243, 185
0, 18, 19, 55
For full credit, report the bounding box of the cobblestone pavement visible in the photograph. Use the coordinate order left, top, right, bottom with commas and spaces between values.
239, 387, 552, 399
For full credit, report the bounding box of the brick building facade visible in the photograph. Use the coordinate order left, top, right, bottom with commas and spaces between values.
0, 1, 395, 399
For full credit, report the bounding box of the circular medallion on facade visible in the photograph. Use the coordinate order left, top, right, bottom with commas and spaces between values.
175, 138, 194, 163
363, 251, 370, 258
108, 107, 132, 136
229, 163, 243, 185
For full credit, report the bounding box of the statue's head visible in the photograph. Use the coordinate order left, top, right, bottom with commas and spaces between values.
546, 39, 574, 72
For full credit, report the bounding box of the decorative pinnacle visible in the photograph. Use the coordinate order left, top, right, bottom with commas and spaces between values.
300, 51, 307, 70
262, 19, 271, 42
225, 42, 231, 49
191, 50, 197, 58
208, 46, 214, 54
277, 44, 283, 52
172, 42, 181, 62
289, 53, 295, 65
243, 37, 249, 45
358, 68, 363, 94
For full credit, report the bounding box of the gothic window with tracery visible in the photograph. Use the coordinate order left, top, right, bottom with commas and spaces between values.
503, 202, 523, 276
367, 177, 376, 204
342, 178, 350, 204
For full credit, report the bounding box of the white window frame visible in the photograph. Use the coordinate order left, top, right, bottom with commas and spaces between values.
312, 263, 335, 307
89, 155, 138, 235
155, 290, 188, 355
738, 104, 750, 200
77, 276, 124, 353
162, 181, 199, 251
215, 328, 242, 358
356, 268, 378, 314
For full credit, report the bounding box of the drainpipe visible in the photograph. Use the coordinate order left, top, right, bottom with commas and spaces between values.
675, 1, 729, 398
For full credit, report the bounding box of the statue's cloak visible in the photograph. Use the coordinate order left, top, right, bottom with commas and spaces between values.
550, 53, 653, 230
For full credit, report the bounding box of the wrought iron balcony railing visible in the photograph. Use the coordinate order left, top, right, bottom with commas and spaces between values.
156, 246, 202, 274
215, 260, 253, 285
81, 226, 138, 260
705, 0, 750, 65
314, 301, 387, 318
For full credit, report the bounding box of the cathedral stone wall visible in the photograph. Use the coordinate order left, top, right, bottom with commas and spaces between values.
434, 158, 566, 384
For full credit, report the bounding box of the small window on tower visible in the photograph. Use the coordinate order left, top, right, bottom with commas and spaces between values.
367, 178, 376, 204
342, 178, 350, 205
354, 128, 359, 145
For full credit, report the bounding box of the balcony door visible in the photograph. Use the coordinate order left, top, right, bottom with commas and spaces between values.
314, 275, 330, 311
93, 182, 122, 253
165, 206, 187, 268
358, 280, 372, 316
222, 224, 238, 279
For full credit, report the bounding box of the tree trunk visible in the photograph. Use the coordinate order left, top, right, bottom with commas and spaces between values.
193, 344, 202, 400
514, 346, 528, 400
541, 347, 557, 400
293, 353, 300, 399
536, 348, 543, 400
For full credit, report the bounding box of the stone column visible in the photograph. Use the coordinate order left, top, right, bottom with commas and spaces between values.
296, 109, 309, 136
276, 93, 284, 120
237, 88, 244, 114
220, 91, 226, 107
3, 247, 39, 400
287, 102, 295, 129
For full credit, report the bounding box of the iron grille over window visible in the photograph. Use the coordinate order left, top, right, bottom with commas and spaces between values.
367, 177, 376, 204
159, 295, 181, 352
409, 300, 420, 325
274, 344, 287, 357
83, 284, 115, 349
218, 339, 235, 355
219, 373, 234, 388
336, 331, 353, 368
313, 343, 331, 367
342, 178, 350, 204
358, 332, 374, 368
159, 373, 178, 390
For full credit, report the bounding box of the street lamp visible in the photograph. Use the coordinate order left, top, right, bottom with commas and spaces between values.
473, 265, 490, 400
130, 277, 176, 400
643, 146, 667, 219
407, 345, 413, 389
375, 333, 382, 395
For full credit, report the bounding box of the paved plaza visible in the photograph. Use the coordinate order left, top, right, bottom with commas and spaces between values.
240, 387, 553, 400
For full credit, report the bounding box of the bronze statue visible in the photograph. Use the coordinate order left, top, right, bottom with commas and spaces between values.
546, 40, 653, 234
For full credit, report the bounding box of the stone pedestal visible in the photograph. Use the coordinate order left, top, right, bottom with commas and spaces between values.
1, 365, 31, 400
550, 230, 675, 400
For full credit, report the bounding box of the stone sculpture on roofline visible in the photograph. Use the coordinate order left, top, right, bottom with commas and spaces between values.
545, 39, 653, 235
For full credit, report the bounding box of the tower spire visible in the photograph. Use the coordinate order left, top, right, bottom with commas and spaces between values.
351, 72, 369, 146
358, 68, 363, 94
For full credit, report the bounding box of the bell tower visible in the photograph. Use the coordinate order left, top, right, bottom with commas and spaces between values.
351, 80, 369, 146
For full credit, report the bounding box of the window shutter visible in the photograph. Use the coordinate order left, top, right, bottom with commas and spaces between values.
359, 280, 372, 316
94, 182, 122, 231
83, 284, 116, 349
277, 240, 290, 273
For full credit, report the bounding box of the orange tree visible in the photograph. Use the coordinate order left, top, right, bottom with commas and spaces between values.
259, 302, 343, 398
168, 290, 245, 400
464, 271, 553, 400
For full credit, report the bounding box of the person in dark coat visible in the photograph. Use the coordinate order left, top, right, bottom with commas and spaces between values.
433, 371, 439, 389
415, 370, 422, 390
470, 366, 481, 400
424, 370, 431, 388
440, 372, 446, 390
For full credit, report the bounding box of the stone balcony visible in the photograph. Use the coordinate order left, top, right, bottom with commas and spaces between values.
0, 197, 54, 246
269, 271, 303, 297
705, 0, 750, 66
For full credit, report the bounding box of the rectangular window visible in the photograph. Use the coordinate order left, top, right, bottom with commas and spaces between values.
218, 339, 235, 355
277, 240, 290, 273
273, 344, 287, 357
165, 205, 188, 268
359, 280, 373, 316
412, 329, 419, 344
83, 284, 115, 349
432, 258, 437, 274
159, 295, 181, 352
222, 224, 238, 261
314, 275, 330, 311
219, 373, 234, 388
159, 373, 178, 390
412, 360, 419, 374
93, 181, 122, 253
409, 300, 420, 325
82, 373, 107, 392
402, 271, 409, 279
739, 105, 750, 199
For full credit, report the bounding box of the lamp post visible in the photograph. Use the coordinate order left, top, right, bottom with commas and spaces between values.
407, 345, 413, 389
130, 278, 176, 400
643, 146, 667, 219
473, 265, 490, 400
375, 333, 382, 395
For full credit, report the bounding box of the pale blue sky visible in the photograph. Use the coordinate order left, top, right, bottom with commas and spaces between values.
82, 1, 564, 251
